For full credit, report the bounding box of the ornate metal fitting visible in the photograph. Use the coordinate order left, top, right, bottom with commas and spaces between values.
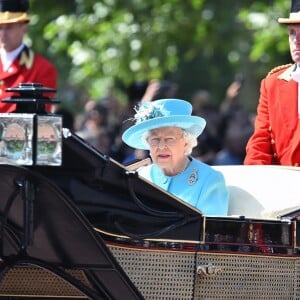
197, 263, 222, 277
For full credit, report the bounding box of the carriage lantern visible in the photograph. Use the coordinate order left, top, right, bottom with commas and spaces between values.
0, 83, 62, 166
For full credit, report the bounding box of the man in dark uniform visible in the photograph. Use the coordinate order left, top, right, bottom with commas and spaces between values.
0, 0, 57, 112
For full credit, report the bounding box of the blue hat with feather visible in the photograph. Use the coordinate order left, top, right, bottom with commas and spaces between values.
122, 98, 206, 150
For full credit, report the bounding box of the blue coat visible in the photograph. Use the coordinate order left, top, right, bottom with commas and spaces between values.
138, 157, 229, 216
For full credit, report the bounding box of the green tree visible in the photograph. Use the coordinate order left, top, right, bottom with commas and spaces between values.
27, 0, 292, 112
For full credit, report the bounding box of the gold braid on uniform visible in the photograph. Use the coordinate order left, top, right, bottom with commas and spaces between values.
267, 63, 293, 77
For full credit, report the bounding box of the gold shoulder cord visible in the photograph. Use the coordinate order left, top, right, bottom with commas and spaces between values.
267, 63, 293, 77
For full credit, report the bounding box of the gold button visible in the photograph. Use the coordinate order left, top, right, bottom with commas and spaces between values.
273, 153, 278, 158
268, 126, 272, 132
271, 139, 275, 144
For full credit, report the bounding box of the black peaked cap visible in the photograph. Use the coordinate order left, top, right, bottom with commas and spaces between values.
0, 0, 29, 12
292, 0, 300, 13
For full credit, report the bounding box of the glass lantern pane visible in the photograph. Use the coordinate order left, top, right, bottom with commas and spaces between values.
36, 115, 62, 166
0, 113, 34, 165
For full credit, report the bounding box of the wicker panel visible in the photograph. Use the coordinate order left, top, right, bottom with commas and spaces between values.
195, 253, 298, 300
294, 259, 300, 299
109, 245, 300, 300
0, 266, 90, 298
110, 246, 196, 299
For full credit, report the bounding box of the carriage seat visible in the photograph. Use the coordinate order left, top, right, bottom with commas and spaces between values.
213, 165, 300, 219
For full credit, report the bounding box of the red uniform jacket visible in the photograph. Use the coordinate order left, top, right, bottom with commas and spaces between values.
0, 45, 57, 112
244, 63, 300, 166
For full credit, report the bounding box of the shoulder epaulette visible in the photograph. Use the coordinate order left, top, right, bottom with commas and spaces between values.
267, 63, 292, 77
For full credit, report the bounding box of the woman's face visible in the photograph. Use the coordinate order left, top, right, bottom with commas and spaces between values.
146, 126, 188, 176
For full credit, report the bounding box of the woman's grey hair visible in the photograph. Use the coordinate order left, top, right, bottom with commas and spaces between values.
182, 130, 198, 155
142, 128, 198, 155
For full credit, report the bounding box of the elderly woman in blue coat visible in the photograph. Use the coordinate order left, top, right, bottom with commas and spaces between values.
122, 98, 229, 216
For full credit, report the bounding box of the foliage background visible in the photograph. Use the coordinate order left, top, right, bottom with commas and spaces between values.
27, 0, 291, 113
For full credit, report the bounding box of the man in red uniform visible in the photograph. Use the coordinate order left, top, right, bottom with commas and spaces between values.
0, 0, 57, 112
244, 0, 300, 166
